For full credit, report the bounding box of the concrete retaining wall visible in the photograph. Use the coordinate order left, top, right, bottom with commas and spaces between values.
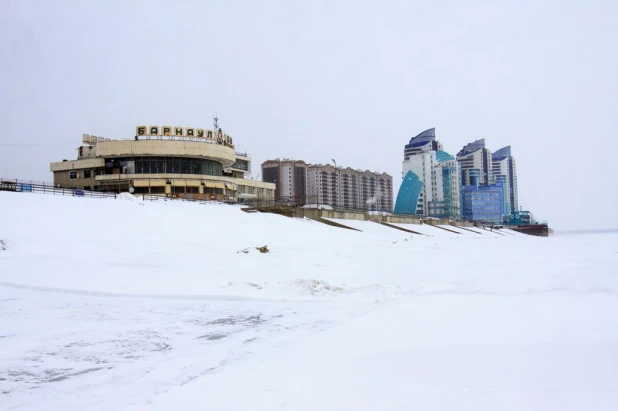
384, 215, 423, 225
454, 221, 474, 227
290, 208, 451, 226
296, 208, 367, 221
263, 206, 536, 234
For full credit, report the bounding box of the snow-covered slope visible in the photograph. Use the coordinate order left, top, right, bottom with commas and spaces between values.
1, 192, 617, 410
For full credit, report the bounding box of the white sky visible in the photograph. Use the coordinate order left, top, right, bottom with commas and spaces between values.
1, 0, 616, 230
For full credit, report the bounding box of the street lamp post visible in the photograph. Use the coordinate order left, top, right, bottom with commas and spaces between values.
331, 159, 338, 208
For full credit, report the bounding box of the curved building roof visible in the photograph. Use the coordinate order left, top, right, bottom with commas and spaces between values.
412, 128, 436, 140
457, 138, 486, 157
394, 170, 424, 215
405, 128, 436, 148
492, 146, 512, 161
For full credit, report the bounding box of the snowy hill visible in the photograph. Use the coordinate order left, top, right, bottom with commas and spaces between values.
1, 192, 617, 410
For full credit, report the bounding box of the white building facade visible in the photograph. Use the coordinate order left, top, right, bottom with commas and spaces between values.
456, 138, 493, 186
399, 128, 461, 219
491, 146, 518, 213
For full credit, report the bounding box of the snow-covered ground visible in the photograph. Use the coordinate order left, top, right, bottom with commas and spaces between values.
1, 191, 617, 410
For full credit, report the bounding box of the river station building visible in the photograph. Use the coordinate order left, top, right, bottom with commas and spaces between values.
49, 125, 275, 202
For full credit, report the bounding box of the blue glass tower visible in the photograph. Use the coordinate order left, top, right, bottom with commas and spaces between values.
495, 175, 509, 215
462, 182, 505, 223
468, 169, 480, 187
433, 150, 460, 219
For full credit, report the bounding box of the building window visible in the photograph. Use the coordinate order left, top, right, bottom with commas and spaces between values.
84, 170, 91, 178
69, 171, 77, 180
108, 157, 223, 176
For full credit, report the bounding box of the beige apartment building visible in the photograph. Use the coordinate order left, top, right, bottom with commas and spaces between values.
262, 159, 393, 212
50, 126, 275, 202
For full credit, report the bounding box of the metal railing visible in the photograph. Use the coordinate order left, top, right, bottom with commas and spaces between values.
1, 179, 117, 199
0, 178, 247, 206
1, 178, 54, 186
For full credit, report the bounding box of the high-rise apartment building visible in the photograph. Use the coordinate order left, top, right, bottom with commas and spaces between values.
491, 146, 518, 214
398, 131, 520, 223
402, 151, 434, 215
433, 151, 462, 219
261, 159, 308, 204
262, 160, 393, 212
306, 165, 393, 211
403, 128, 443, 160
396, 128, 461, 218
456, 138, 493, 186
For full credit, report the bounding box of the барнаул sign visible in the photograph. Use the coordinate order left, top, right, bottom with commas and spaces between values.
135, 125, 232, 146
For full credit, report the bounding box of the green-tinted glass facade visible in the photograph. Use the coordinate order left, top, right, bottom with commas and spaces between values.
394, 170, 424, 215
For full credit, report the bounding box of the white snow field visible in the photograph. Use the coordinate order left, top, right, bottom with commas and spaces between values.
1, 191, 617, 410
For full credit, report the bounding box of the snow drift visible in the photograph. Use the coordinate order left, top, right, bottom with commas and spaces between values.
1, 192, 617, 410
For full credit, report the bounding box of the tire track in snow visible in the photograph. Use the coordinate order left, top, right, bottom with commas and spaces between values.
0, 282, 321, 303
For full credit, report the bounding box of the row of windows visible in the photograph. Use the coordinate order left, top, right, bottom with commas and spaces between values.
69, 170, 94, 179
464, 193, 502, 199
463, 208, 503, 214
105, 157, 223, 176
232, 159, 249, 171
237, 186, 270, 196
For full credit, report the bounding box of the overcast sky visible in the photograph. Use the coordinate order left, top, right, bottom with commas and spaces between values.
1, 0, 616, 230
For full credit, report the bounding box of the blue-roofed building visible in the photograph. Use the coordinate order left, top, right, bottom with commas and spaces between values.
456, 138, 493, 187
457, 138, 487, 157
492, 146, 511, 159
400, 129, 461, 219
394, 170, 424, 215
403, 128, 443, 160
